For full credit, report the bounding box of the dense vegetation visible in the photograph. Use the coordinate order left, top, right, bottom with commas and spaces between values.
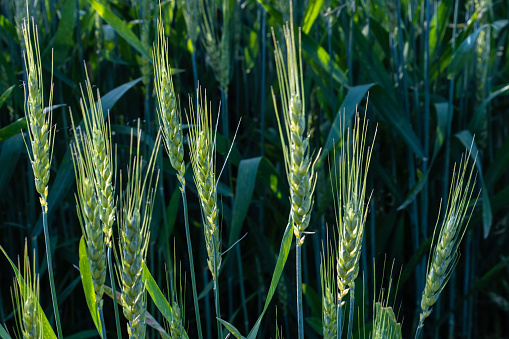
0, 0, 508, 338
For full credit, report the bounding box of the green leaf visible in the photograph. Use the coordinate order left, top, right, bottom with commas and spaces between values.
217, 319, 246, 339
468, 84, 509, 133
78, 237, 102, 337
0, 15, 17, 41
447, 24, 489, 79
0, 245, 58, 339
0, 134, 23, 194
302, 284, 321, 318
0, 324, 12, 339
45, 0, 76, 63
323, 83, 375, 158
455, 130, 492, 237
0, 118, 27, 142
229, 157, 263, 247
0, 85, 14, 110
373, 303, 403, 339
142, 263, 172, 323
302, 0, 324, 34
88, 0, 151, 61
246, 219, 293, 339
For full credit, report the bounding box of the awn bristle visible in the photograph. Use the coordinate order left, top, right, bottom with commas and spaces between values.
79, 70, 116, 247
118, 125, 161, 338
12, 240, 42, 339
153, 19, 186, 191
334, 114, 376, 299
417, 151, 478, 331
168, 260, 186, 339
188, 89, 221, 279
271, 20, 318, 244
22, 16, 54, 213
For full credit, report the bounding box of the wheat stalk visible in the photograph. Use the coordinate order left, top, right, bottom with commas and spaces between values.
12, 240, 42, 339
415, 150, 478, 338
118, 124, 161, 339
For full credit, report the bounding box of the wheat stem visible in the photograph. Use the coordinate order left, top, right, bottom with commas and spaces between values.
296, 240, 304, 339
97, 301, 107, 339
182, 190, 203, 339
108, 247, 122, 339
347, 285, 355, 339
42, 211, 63, 338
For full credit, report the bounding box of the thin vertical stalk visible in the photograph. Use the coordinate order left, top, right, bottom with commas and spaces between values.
182, 191, 204, 339
260, 8, 266, 157
98, 302, 107, 339
213, 240, 223, 339
221, 89, 229, 141
337, 302, 344, 339
296, 240, 304, 339
192, 50, 198, 93
108, 247, 122, 339
42, 211, 63, 339
235, 245, 249, 333
422, 0, 430, 245
347, 286, 355, 339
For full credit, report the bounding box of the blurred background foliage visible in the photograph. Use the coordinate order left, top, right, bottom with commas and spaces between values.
0, 0, 508, 337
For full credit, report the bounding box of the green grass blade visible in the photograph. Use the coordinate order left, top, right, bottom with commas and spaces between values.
142, 263, 172, 322
447, 24, 489, 79
0, 245, 58, 339
302, 0, 324, 34
455, 130, 492, 237
468, 84, 509, 133
88, 0, 151, 61
0, 324, 11, 339
0, 15, 17, 41
0, 85, 14, 110
78, 237, 102, 337
217, 318, 246, 339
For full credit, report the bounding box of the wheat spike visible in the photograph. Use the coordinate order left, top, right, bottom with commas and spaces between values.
188, 89, 221, 279
118, 124, 161, 338
153, 19, 186, 191
334, 114, 376, 299
271, 18, 319, 244
179, 0, 200, 47
71, 136, 107, 307
417, 151, 478, 333
22, 16, 54, 213
320, 240, 338, 339
12, 240, 43, 339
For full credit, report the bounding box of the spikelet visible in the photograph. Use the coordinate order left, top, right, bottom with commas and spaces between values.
153, 18, 186, 191
71, 135, 107, 307
188, 89, 221, 279
334, 114, 376, 299
118, 124, 161, 338
22, 15, 54, 213
271, 15, 319, 244
320, 240, 337, 339
417, 150, 478, 332
12, 240, 43, 339
79, 69, 116, 247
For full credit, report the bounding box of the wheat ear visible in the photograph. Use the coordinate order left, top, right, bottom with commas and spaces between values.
12, 240, 43, 339
118, 124, 161, 339
188, 88, 223, 338
333, 113, 376, 339
415, 151, 478, 338
166, 251, 186, 339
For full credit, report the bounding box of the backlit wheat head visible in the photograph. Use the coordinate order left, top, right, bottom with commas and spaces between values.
188, 89, 222, 279
79, 69, 116, 247
22, 16, 54, 213
153, 18, 186, 191
71, 135, 106, 308
417, 150, 478, 331
334, 114, 376, 299
118, 124, 161, 338
271, 19, 319, 244
12, 240, 42, 339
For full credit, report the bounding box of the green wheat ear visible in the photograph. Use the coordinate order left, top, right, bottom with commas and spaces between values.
271, 17, 319, 244
22, 16, 54, 213
320, 236, 338, 339
334, 114, 376, 299
187, 89, 221, 279
118, 123, 161, 339
153, 18, 186, 191
166, 249, 187, 339
416, 149, 479, 337
12, 240, 43, 339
